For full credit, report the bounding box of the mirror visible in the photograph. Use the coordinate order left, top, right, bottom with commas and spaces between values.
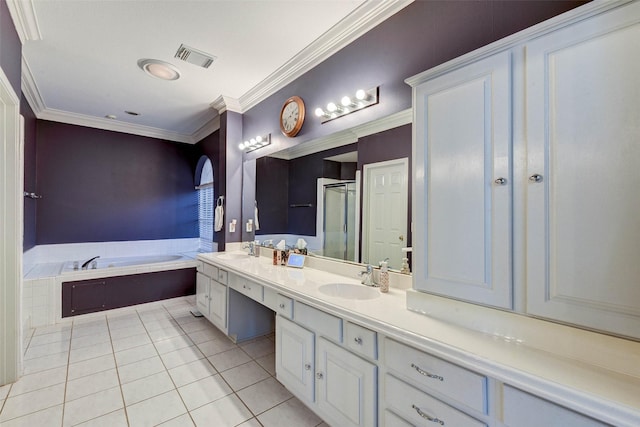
248, 111, 412, 271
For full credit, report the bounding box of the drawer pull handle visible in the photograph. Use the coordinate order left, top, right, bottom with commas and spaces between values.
304, 363, 311, 371
354, 337, 363, 345
316, 372, 324, 380
279, 303, 286, 309
411, 363, 444, 381
412, 404, 444, 425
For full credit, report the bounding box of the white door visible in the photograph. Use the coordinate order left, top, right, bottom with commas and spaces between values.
363, 159, 408, 269
195, 272, 210, 317
316, 337, 377, 427
275, 316, 315, 403
413, 51, 512, 309
209, 280, 227, 331
525, 2, 640, 339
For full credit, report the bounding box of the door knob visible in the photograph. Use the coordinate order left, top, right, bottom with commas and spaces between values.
399, 235, 404, 241
494, 177, 507, 185
529, 174, 543, 183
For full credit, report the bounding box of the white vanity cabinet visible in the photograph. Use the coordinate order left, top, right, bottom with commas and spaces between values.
196, 263, 227, 331
410, 0, 640, 339
275, 302, 378, 427
411, 50, 513, 310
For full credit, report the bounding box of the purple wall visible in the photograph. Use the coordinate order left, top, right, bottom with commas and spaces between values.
241, 0, 586, 156
196, 129, 225, 247
35, 121, 199, 244
0, 0, 21, 96
22, 96, 37, 250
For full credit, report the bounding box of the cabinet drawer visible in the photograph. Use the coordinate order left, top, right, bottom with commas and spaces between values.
346, 322, 377, 360
294, 302, 342, 343
229, 274, 264, 302
217, 269, 228, 285
203, 263, 218, 279
276, 294, 293, 319
196, 260, 204, 272
384, 410, 413, 427
386, 374, 486, 427
503, 386, 609, 427
385, 339, 487, 413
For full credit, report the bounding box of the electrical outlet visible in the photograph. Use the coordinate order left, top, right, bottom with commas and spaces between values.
229, 219, 237, 233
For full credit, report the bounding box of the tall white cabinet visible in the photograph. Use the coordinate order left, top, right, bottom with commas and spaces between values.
410, 0, 640, 339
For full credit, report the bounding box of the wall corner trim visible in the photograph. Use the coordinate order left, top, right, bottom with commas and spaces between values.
5, 0, 42, 44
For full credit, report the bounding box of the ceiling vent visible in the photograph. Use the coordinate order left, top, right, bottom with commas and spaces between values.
174, 44, 216, 69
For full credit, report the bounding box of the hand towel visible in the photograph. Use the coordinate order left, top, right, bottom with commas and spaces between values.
214, 198, 224, 232
254, 202, 260, 231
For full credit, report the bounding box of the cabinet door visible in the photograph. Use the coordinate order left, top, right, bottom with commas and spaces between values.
276, 316, 315, 403
413, 51, 512, 309
209, 280, 227, 330
316, 337, 377, 427
525, 2, 640, 339
195, 272, 210, 317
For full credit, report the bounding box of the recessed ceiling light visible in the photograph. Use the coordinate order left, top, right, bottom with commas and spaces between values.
137, 59, 181, 81
125, 111, 140, 116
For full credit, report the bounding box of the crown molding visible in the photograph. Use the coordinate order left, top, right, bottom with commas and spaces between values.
211, 95, 243, 115
237, 0, 414, 112
21, 56, 45, 114
190, 115, 221, 143
271, 108, 412, 160
5, 0, 42, 44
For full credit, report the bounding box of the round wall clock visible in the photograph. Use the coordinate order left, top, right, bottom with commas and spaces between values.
280, 96, 305, 137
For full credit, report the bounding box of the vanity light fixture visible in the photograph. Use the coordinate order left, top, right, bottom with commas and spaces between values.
315, 87, 379, 123
239, 134, 271, 153
137, 59, 181, 81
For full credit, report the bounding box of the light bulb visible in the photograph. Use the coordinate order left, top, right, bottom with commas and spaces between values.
256, 135, 263, 143
355, 89, 366, 100
327, 102, 337, 112
315, 107, 325, 117
238, 142, 245, 150
341, 96, 352, 107
250, 138, 256, 146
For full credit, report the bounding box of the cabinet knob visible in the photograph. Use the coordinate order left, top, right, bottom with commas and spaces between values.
304, 363, 311, 371
412, 404, 444, 425
279, 303, 286, 309
354, 337, 363, 345
494, 177, 507, 185
529, 174, 543, 183
316, 372, 324, 380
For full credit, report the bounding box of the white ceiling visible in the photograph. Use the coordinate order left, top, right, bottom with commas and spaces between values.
9, 0, 411, 144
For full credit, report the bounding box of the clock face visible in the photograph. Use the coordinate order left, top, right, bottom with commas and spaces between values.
280, 96, 305, 137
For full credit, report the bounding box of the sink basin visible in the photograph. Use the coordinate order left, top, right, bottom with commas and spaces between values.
216, 252, 250, 260
318, 283, 380, 300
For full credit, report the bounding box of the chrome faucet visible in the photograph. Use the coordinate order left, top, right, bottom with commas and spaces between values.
359, 264, 379, 287
243, 241, 255, 256
81, 256, 100, 270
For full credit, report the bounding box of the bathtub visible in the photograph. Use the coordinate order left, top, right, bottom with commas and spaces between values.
60, 254, 191, 274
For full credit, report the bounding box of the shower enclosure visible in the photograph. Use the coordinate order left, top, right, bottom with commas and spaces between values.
323, 181, 357, 261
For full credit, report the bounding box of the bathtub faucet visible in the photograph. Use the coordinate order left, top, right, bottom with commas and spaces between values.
81, 256, 100, 270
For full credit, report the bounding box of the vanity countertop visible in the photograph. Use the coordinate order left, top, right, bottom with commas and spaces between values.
198, 251, 640, 425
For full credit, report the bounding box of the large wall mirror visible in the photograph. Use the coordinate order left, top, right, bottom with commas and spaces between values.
246, 110, 412, 271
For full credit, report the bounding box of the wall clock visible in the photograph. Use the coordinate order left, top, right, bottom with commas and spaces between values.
280, 96, 305, 137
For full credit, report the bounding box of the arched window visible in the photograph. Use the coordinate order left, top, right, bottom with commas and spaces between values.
196, 158, 214, 252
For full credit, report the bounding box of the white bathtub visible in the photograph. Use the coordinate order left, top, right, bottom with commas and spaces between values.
60, 254, 191, 274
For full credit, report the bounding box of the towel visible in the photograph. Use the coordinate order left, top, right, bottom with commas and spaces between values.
254, 202, 260, 231
214, 198, 224, 232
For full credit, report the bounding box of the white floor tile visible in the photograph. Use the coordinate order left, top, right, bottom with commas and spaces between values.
117, 355, 165, 384
0, 383, 11, 400
126, 389, 187, 427
74, 408, 128, 427
190, 394, 253, 427
28, 330, 71, 347
111, 333, 152, 353
160, 345, 204, 370
0, 403, 63, 427
22, 352, 69, 375
188, 327, 227, 344
220, 361, 270, 391
69, 341, 113, 364
154, 334, 194, 355
141, 319, 178, 333
207, 347, 251, 372
177, 374, 233, 411
0, 383, 65, 422
236, 377, 293, 415
157, 413, 195, 426
257, 398, 322, 427
108, 323, 146, 340
72, 316, 107, 328
33, 323, 72, 337
147, 326, 185, 342
62, 386, 123, 427
23, 340, 70, 360
196, 337, 237, 357
121, 371, 175, 406
65, 368, 119, 402
177, 318, 211, 334
236, 419, 264, 427
68, 354, 116, 381
255, 352, 276, 376
72, 324, 109, 339
8, 366, 67, 397
69, 331, 111, 350
240, 337, 275, 359
168, 359, 217, 388
114, 343, 158, 367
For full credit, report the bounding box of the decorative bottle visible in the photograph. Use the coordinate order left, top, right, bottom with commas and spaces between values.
379, 261, 389, 293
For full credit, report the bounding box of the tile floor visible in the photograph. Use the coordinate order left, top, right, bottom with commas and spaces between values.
0, 296, 329, 427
